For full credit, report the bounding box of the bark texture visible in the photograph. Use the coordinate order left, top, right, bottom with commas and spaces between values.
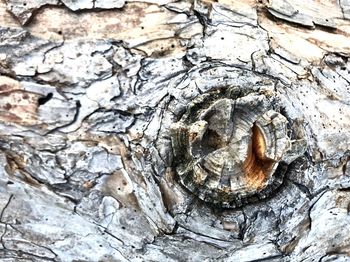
0, 0, 350, 261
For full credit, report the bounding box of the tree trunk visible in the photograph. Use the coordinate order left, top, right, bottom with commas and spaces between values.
0, 0, 350, 261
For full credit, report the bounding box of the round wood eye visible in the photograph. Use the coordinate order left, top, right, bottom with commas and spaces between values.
170, 90, 299, 208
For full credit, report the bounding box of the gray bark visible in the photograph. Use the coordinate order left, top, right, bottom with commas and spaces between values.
0, 0, 350, 261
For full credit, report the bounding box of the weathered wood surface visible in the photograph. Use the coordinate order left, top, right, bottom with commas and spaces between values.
0, 0, 350, 261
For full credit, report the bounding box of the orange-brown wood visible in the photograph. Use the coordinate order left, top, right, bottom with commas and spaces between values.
244, 125, 275, 189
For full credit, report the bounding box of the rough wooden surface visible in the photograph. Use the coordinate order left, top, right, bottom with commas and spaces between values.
0, 0, 350, 261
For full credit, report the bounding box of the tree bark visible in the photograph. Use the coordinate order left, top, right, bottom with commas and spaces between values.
0, 0, 350, 261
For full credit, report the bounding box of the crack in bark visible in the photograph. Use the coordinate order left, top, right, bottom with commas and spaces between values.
43, 99, 81, 135
0, 195, 13, 223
